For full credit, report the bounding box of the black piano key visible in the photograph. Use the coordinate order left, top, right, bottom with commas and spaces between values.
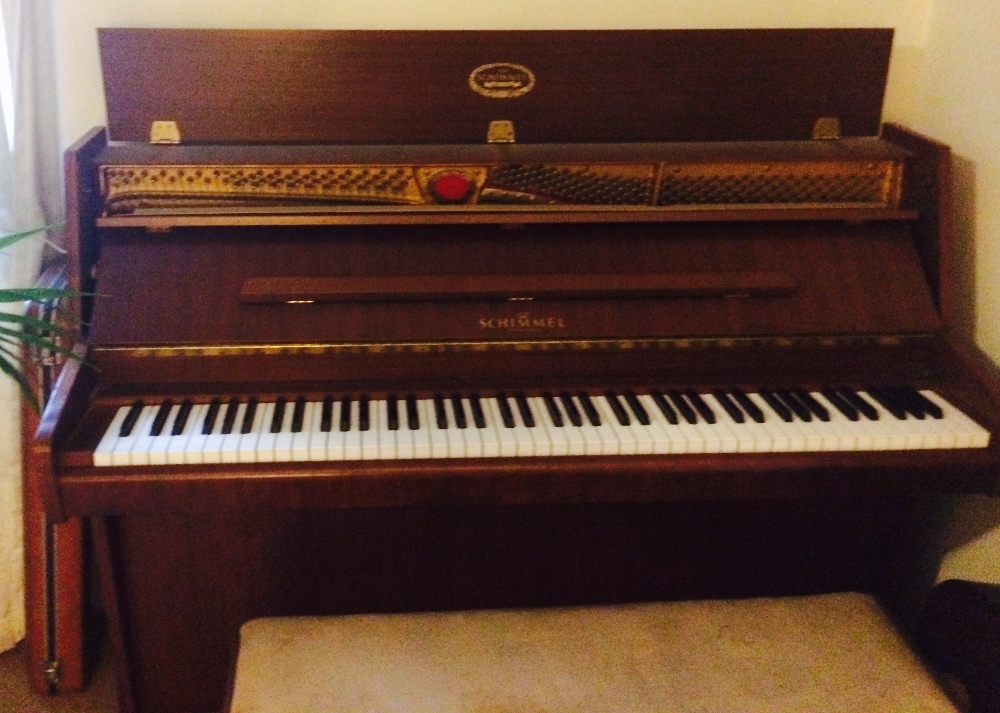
515, 393, 535, 428
605, 391, 631, 426
240, 398, 258, 434
171, 399, 194, 435
150, 399, 174, 436
451, 394, 468, 429
270, 397, 287, 433
686, 391, 716, 424
542, 393, 564, 428
775, 389, 811, 422
667, 390, 698, 424
406, 395, 420, 430
339, 396, 352, 432
904, 388, 944, 419
469, 395, 487, 429
731, 389, 765, 423
559, 392, 583, 427
793, 388, 830, 421
760, 391, 793, 423
201, 398, 221, 435
320, 396, 334, 433
578, 393, 602, 427
623, 391, 650, 425
820, 388, 859, 421
838, 388, 879, 421
386, 395, 399, 431
120, 399, 144, 437
889, 386, 929, 420
496, 393, 516, 429
291, 396, 306, 433
221, 397, 240, 435
712, 390, 745, 424
358, 397, 370, 431
866, 387, 907, 420
433, 394, 449, 429
651, 391, 678, 425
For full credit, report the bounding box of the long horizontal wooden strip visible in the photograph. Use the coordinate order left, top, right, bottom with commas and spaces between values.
97, 207, 919, 229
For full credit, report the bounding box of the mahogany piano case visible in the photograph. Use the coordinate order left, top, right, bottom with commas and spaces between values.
34, 28, 1000, 713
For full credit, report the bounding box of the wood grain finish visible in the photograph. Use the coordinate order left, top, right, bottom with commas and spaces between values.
99, 29, 892, 145
34, 30, 1000, 713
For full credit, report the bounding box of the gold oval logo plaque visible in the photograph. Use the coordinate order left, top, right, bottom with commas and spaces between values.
469, 63, 536, 99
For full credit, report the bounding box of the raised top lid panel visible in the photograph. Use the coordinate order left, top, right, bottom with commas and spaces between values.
99, 28, 893, 145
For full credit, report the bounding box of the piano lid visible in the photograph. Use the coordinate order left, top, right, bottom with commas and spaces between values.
98, 28, 893, 145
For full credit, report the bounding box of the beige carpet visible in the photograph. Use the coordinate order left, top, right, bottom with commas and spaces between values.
0, 641, 117, 713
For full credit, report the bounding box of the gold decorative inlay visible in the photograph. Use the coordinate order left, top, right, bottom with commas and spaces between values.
469, 63, 536, 99
94, 334, 933, 360
99, 158, 903, 215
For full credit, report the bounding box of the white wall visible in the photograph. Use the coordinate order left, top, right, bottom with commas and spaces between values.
908, 0, 1000, 585
48, 0, 1000, 585
52, 0, 934, 148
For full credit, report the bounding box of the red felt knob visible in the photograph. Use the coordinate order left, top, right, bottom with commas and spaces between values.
429, 172, 473, 203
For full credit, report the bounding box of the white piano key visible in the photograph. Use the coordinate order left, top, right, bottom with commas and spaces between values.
199, 401, 230, 464
919, 390, 991, 448
425, 398, 451, 458
251, 402, 279, 463
370, 399, 397, 460
168, 403, 207, 465
395, 399, 419, 460
451, 398, 483, 458
146, 403, 182, 466
219, 402, 249, 464
237, 402, 268, 463
112, 405, 157, 466
308, 399, 334, 461
534, 397, 570, 456
809, 392, 860, 452
484, 398, 520, 457
358, 399, 380, 460
405, 400, 431, 459
525, 397, 554, 457
592, 395, 638, 455
856, 392, 919, 450
702, 394, 760, 453
290, 401, 318, 462
635, 394, 682, 454
341, 400, 364, 461
474, 397, 504, 458
93, 406, 131, 466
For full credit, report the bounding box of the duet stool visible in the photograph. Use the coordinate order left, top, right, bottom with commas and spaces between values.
226, 592, 961, 713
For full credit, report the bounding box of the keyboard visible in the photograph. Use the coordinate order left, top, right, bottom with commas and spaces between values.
92, 387, 990, 466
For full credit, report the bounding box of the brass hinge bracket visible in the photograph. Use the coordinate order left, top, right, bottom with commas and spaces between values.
812, 117, 842, 140
487, 120, 515, 144
42, 659, 61, 686
150, 120, 182, 145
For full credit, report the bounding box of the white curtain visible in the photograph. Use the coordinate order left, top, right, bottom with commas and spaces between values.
0, 0, 61, 653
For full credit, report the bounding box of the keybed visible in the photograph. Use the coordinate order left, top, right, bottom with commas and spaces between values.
91, 387, 991, 467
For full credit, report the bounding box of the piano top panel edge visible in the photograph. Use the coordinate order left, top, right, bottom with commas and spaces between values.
95, 207, 921, 229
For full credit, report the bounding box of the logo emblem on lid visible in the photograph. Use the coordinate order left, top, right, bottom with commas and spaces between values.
469, 63, 536, 99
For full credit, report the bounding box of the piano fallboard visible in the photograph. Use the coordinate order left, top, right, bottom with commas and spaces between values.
41, 337, 1000, 517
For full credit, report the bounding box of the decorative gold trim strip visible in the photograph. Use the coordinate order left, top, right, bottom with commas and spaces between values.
94, 333, 929, 360
99, 158, 904, 215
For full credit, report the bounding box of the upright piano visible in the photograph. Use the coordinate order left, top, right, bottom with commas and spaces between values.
35, 28, 1000, 713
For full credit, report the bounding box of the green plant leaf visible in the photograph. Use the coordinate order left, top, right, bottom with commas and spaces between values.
0, 287, 74, 303
0, 346, 38, 412
0, 226, 46, 251
0, 325, 78, 360
0, 310, 77, 337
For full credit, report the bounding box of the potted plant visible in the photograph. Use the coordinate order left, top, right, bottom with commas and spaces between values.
0, 226, 77, 411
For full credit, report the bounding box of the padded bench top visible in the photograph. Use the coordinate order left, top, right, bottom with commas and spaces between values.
228, 593, 958, 713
